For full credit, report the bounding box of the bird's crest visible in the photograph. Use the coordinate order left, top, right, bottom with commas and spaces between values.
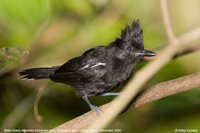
120, 19, 144, 49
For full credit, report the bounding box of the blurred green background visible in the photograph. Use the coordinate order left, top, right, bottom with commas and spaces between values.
1, 0, 200, 132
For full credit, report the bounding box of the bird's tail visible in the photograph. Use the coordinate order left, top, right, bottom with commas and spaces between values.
18, 66, 59, 80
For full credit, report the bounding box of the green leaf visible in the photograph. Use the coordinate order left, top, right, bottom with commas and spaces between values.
0, 47, 28, 69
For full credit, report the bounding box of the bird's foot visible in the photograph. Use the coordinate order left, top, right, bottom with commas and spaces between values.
90, 105, 102, 116
82, 95, 102, 116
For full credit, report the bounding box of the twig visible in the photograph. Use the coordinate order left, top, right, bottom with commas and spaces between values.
1, 95, 34, 130
85, 26, 200, 133
49, 26, 200, 132
144, 42, 200, 61
34, 85, 47, 122
50, 73, 200, 132
173, 43, 200, 59
48, 8, 200, 133
179, 26, 200, 44
22, 0, 52, 66
48, 0, 200, 132
134, 73, 200, 107
51, 104, 109, 132
161, 0, 178, 43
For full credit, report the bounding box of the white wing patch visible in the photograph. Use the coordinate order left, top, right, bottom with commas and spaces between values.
80, 64, 90, 70
80, 62, 106, 70
90, 62, 106, 68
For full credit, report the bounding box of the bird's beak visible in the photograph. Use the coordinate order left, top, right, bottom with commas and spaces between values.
142, 50, 156, 57
135, 50, 156, 57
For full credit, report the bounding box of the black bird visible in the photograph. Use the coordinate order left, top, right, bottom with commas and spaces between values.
19, 20, 156, 115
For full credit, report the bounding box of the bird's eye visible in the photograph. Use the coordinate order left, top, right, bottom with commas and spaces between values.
127, 47, 132, 51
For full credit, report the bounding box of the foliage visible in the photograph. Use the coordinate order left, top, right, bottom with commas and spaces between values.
1, 0, 200, 132
0, 47, 28, 69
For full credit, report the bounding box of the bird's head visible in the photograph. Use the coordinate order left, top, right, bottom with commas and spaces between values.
111, 20, 155, 60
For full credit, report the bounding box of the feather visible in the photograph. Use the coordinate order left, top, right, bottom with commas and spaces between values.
120, 19, 144, 49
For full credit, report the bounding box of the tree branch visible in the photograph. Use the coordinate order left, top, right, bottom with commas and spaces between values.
1, 95, 34, 130
85, 27, 200, 133
49, 25, 200, 132
161, 0, 178, 43
34, 85, 47, 122
134, 73, 200, 107
144, 42, 200, 61
48, 1, 200, 132
173, 43, 200, 59
50, 73, 200, 132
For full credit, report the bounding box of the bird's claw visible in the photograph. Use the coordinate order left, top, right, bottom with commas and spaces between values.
90, 105, 102, 116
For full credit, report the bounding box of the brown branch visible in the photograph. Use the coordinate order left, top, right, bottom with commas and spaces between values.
49, 73, 200, 132
22, 0, 52, 65
50, 104, 109, 132
161, 0, 178, 43
48, 1, 200, 132
34, 85, 47, 122
49, 26, 200, 132
134, 73, 200, 107
85, 28, 200, 132
49, 16, 200, 133
173, 43, 200, 58
144, 42, 200, 61
1, 95, 34, 130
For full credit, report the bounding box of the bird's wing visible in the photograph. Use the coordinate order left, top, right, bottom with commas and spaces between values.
49, 46, 108, 85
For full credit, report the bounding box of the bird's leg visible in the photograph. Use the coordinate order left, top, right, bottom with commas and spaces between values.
82, 95, 102, 116
101, 92, 120, 96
